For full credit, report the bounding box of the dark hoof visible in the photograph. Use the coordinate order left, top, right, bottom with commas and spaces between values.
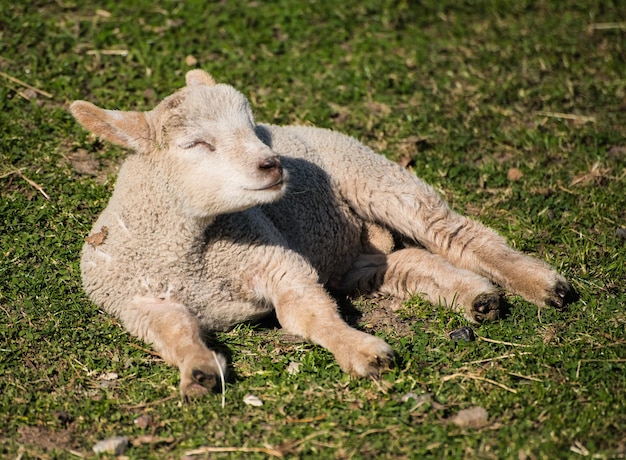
471, 292, 501, 322
192, 369, 217, 390
545, 279, 577, 309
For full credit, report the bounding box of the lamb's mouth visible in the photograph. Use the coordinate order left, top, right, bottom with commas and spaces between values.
247, 179, 284, 192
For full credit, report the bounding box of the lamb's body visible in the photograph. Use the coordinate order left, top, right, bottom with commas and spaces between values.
73, 70, 573, 399
83, 124, 369, 330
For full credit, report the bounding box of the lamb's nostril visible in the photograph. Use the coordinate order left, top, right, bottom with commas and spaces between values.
259, 156, 281, 171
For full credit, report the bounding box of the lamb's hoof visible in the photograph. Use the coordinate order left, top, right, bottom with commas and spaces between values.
469, 291, 501, 322
181, 369, 218, 400
544, 277, 576, 309
180, 353, 227, 401
337, 333, 394, 379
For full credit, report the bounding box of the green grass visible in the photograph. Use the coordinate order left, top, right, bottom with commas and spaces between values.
1, 0, 625, 458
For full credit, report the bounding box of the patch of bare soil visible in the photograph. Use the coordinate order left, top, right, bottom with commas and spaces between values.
17, 425, 83, 456
343, 295, 414, 338
64, 147, 119, 184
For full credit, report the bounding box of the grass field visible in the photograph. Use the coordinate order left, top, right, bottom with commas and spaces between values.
1, 1, 625, 458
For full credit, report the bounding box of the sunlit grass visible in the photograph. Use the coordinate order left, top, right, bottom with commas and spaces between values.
1, 0, 624, 458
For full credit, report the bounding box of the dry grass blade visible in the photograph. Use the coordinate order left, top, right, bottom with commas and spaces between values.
467, 352, 531, 364
588, 22, 626, 31
508, 372, 542, 382
86, 49, 129, 56
184, 446, 283, 458
3, 169, 50, 200
571, 162, 612, 186
213, 350, 226, 409
576, 359, 626, 379
0, 71, 53, 98
478, 337, 530, 347
536, 111, 596, 123
121, 395, 179, 410
442, 372, 518, 394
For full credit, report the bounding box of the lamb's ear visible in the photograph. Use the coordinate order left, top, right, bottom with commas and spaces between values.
70, 101, 151, 152
185, 69, 216, 87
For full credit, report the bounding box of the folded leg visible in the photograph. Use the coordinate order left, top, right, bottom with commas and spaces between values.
339, 247, 501, 323
295, 127, 573, 308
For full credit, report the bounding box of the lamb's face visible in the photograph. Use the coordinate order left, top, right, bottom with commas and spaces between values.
70, 70, 286, 220
156, 84, 287, 219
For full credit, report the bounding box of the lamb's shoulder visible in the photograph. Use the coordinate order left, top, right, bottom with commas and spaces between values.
81, 196, 299, 329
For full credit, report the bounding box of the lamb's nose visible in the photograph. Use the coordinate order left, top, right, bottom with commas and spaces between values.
259, 156, 282, 172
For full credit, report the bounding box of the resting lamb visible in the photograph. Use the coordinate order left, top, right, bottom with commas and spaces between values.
71, 69, 573, 399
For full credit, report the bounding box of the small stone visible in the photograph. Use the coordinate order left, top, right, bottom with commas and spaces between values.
450, 406, 488, 428
185, 55, 198, 66
449, 326, 476, 342
507, 167, 523, 181
401, 392, 432, 407
286, 361, 301, 375
243, 394, 263, 407
93, 436, 129, 455
133, 414, 152, 429
616, 227, 626, 241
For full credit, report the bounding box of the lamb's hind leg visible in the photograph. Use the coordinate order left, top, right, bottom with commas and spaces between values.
340, 248, 501, 323
334, 152, 572, 308
317, 128, 572, 308
119, 297, 226, 399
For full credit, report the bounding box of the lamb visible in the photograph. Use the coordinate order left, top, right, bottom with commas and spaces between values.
70, 69, 574, 399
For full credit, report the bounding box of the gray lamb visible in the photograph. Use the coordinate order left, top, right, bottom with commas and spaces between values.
71, 70, 573, 399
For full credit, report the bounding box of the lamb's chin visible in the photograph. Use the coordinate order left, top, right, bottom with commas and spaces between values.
250, 185, 287, 205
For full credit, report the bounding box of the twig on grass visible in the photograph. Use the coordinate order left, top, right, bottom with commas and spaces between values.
121, 394, 179, 410
536, 111, 596, 123
184, 446, 284, 458
576, 359, 626, 379
442, 372, 518, 394
86, 49, 129, 56
478, 337, 530, 348
508, 372, 543, 382
468, 352, 531, 364
588, 22, 626, 31
0, 70, 53, 98
2, 169, 50, 200
285, 414, 326, 424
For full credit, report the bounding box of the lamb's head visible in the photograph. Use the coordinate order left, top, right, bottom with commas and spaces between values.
70, 69, 286, 219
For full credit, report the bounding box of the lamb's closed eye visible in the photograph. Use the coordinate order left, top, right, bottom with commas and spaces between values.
182, 140, 216, 151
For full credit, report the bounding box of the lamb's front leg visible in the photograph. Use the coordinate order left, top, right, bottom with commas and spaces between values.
254, 258, 393, 377
276, 285, 394, 377
119, 297, 226, 399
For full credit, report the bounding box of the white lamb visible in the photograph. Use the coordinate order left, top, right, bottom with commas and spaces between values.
71, 70, 573, 399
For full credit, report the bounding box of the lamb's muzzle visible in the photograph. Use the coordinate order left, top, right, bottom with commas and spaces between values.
256, 155, 283, 190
